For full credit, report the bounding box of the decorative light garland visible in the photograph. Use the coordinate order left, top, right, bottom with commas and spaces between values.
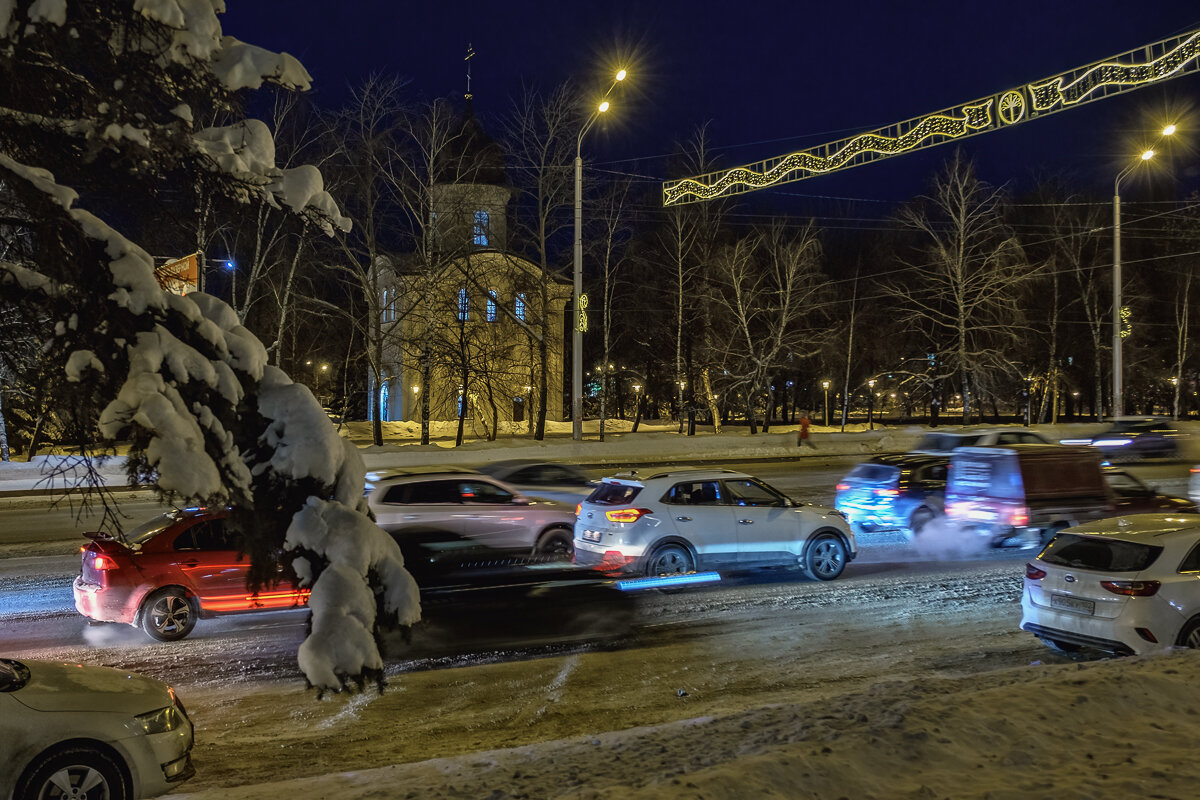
664, 27, 1200, 206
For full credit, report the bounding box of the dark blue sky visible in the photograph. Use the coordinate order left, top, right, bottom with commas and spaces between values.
222, 2, 1200, 212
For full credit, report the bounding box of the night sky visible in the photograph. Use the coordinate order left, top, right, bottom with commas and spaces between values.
222, 2, 1200, 218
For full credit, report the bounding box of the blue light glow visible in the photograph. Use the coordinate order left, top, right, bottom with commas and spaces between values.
615, 571, 721, 591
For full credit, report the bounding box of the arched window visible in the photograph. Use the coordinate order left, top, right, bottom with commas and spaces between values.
486, 290, 498, 322
457, 288, 469, 321
473, 210, 489, 247
515, 292, 527, 322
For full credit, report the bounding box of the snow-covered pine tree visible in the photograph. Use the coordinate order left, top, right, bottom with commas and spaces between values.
0, 0, 420, 691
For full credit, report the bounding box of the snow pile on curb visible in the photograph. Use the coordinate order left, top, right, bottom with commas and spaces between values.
164, 650, 1200, 800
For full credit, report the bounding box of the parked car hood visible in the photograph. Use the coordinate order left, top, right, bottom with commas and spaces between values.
7, 659, 171, 714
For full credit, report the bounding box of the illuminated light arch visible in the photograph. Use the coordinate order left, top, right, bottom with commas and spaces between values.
664, 27, 1200, 206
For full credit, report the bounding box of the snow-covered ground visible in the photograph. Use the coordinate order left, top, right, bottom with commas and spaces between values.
6, 418, 1200, 798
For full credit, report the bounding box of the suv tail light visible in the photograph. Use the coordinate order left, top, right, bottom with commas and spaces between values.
1101, 580, 1161, 597
606, 508, 653, 523
835, 483, 849, 492
1010, 506, 1029, 527
1025, 563, 1046, 580
874, 488, 899, 497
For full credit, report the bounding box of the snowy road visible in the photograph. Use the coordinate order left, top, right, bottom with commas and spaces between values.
0, 457, 1193, 796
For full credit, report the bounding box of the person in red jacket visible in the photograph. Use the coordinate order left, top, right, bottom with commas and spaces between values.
797, 411, 815, 448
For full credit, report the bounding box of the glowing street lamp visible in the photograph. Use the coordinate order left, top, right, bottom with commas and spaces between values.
821, 380, 831, 427
573, 67, 628, 441
1113, 123, 1176, 417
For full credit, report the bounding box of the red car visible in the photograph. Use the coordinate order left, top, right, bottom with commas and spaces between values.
73, 508, 307, 641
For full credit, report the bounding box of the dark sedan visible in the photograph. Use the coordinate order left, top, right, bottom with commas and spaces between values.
1061, 417, 1183, 462
1103, 467, 1197, 513
835, 453, 948, 536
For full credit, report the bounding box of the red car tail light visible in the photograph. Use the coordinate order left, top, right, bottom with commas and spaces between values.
874, 488, 899, 497
835, 483, 850, 492
605, 508, 653, 524
1025, 563, 1046, 580
575, 503, 582, 516
91, 554, 119, 571
1101, 580, 1161, 597
1010, 507, 1029, 527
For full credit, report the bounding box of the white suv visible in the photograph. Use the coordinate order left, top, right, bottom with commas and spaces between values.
365, 467, 577, 558
574, 468, 855, 580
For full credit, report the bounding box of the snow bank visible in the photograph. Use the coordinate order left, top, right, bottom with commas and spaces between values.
162, 650, 1200, 800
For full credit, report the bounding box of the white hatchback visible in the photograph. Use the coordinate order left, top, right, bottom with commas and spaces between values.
573, 467, 855, 580
1020, 514, 1200, 655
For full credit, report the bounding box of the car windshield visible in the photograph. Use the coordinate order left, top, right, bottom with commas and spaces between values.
0, 658, 30, 692
1040, 533, 1162, 572
587, 482, 642, 506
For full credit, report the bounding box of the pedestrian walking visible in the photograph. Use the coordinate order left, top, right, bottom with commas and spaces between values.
797, 411, 815, 448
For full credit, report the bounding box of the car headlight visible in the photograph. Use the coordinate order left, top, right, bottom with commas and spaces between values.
136, 705, 186, 735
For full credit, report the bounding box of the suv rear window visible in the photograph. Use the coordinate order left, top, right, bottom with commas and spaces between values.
846, 463, 898, 483
950, 453, 1023, 500
587, 482, 642, 506
1040, 533, 1162, 572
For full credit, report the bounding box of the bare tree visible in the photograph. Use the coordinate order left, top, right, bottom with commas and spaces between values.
501, 82, 581, 439
703, 221, 828, 433
591, 177, 632, 441
887, 151, 1030, 423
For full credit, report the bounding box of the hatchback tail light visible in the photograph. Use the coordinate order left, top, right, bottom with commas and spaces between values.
835, 483, 849, 492
575, 503, 582, 516
1101, 580, 1161, 597
1025, 563, 1046, 580
605, 508, 653, 523
874, 488, 899, 497
91, 553, 119, 570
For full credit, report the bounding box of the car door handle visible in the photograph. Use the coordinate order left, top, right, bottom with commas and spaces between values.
738, 519, 754, 524
675, 516, 692, 522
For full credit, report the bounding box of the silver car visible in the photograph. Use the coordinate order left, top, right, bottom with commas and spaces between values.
365, 467, 577, 558
1, 658, 194, 800
573, 467, 856, 580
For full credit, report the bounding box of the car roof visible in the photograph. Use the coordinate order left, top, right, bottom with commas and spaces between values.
872, 452, 950, 467
1059, 513, 1200, 541
476, 459, 582, 474
365, 465, 481, 483
603, 467, 748, 484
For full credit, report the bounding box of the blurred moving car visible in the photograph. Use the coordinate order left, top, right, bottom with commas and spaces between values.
474, 459, 598, 505
1103, 467, 1197, 514
73, 508, 308, 641
912, 427, 1050, 453
945, 444, 1114, 547
391, 528, 634, 645
1020, 514, 1200, 655
835, 453, 948, 536
1059, 416, 1182, 462
0, 658, 194, 800
365, 468, 577, 559
574, 468, 855, 580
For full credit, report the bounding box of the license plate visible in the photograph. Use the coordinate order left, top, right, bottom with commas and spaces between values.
582, 529, 602, 543
1051, 593, 1095, 615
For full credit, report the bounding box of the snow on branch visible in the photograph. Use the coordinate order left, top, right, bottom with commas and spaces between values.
210, 35, 313, 92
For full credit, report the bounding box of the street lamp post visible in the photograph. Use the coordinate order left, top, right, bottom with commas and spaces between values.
821, 380, 830, 427
573, 68, 627, 442
867, 379, 876, 430
1113, 123, 1175, 418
